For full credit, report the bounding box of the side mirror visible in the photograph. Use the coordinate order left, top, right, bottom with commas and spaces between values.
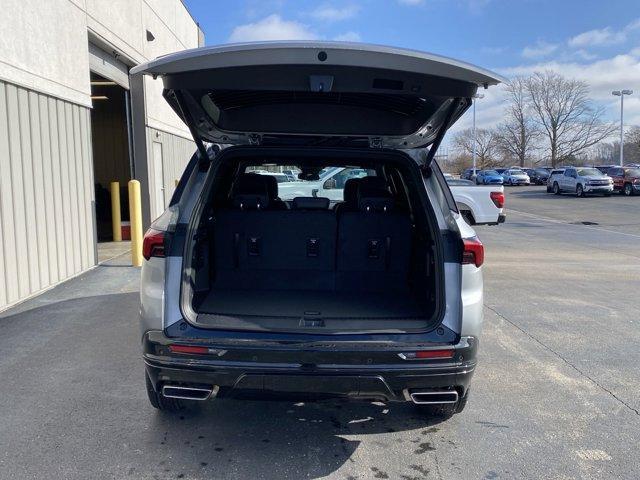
323, 178, 337, 189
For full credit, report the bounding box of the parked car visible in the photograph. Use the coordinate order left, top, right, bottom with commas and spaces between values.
550, 167, 613, 197
133, 42, 504, 418
546, 168, 566, 192
523, 168, 550, 185
448, 183, 506, 225
461, 168, 479, 182
502, 169, 530, 186
256, 171, 291, 183
447, 178, 474, 185
594, 165, 616, 174
277, 167, 370, 202
282, 169, 301, 181
607, 166, 640, 196
475, 170, 504, 185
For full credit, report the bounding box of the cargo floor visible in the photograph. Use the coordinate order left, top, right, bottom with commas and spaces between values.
195, 288, 432, 331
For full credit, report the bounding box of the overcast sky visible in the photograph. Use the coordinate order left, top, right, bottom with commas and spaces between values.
183, 0, 640, 144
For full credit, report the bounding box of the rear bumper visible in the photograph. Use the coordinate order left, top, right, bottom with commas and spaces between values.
142, 331, 478, 402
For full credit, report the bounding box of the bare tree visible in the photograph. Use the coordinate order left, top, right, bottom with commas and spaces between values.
452, 128, 500, 169
495, 77, 539, 167
525, 71, 616, 167
625, 126, 640, 164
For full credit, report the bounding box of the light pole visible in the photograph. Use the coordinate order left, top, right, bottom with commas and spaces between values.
612, 90, 633, 166
472, 93, 484, 172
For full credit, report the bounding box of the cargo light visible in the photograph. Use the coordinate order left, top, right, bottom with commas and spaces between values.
462, 236, 484, 268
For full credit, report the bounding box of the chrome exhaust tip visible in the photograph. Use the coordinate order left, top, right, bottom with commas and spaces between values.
408, 390, 459, 405
162, 385, 218, 401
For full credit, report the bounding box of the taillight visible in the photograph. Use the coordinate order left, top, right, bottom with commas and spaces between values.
462, 236, 484, 267
142, 229, 165, 260
490, 191, 504, 208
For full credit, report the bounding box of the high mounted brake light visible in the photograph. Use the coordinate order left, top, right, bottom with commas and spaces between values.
462, 236, 484, 267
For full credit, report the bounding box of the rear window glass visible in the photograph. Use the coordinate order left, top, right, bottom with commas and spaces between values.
244, 165, 376, 201
577, 168, 601, 176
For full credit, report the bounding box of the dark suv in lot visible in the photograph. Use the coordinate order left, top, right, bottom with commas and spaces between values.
133, 42, 503, 419
524, 168, 551, 185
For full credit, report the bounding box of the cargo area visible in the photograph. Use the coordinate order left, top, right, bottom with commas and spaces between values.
184, 149, 443, 333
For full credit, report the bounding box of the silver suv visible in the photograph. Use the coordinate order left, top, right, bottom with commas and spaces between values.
551, 167, 613, 197
133, 42, 503, 418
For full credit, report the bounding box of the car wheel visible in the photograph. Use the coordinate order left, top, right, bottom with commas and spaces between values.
624, 183, 633, 196
553, 182, 560, 195
146, 373, 184, 412
576, 184, 584, 197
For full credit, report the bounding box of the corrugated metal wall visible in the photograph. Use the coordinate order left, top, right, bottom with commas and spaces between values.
0, 80, 96, 311
146, 126, 194, 219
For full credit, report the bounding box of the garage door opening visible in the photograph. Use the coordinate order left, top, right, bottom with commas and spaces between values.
89, 72, 132, 262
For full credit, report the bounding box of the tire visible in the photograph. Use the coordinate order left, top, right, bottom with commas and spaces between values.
146, 373, 184, 412
553, 182, 560, 195
576, 184, 584, 197
461, 210, 475, 225
624, 183, 634, 196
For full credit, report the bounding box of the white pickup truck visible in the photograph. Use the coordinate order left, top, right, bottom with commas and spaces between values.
274, 167, 505, 225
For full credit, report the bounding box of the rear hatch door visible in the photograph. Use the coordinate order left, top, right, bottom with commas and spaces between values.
131, 42, 504, 155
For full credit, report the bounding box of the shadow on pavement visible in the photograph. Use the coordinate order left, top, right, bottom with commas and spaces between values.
145, 398, 447, 479
0, 291, 448, 479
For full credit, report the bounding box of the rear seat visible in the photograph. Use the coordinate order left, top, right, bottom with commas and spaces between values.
213, 174, 411, 293
336, 177, 412, 292
214, 177, 336, 290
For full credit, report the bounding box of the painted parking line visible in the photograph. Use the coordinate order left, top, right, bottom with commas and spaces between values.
507, 208, 640, 240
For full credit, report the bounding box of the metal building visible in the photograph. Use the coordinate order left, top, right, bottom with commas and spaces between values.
0, 0, 203, 311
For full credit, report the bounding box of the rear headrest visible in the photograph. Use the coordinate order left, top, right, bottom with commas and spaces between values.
357, 177, 395, 212
232, 174, 270, 209
358, 176, 388, 192
234, 174, 269, 196
342, 178, 361, 205
359, 196, 395, 212
233, 194, 269, 210
292, 196, 330, 210
261, 175, 279, 200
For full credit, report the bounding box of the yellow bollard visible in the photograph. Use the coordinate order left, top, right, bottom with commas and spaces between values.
110, 182, 122, 242
128, 180, 143, 267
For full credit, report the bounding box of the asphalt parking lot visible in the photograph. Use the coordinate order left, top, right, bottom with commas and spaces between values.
1, 186, 638, 480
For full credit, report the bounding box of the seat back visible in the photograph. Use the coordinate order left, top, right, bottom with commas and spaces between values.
336, 179, 411, 292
